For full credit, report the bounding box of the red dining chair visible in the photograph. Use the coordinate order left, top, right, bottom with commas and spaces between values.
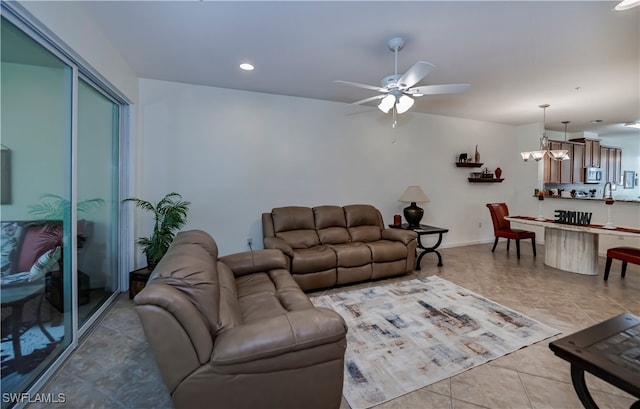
486, 203, 536, 259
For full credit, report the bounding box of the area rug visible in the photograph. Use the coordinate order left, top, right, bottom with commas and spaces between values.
311, 276, 559, 409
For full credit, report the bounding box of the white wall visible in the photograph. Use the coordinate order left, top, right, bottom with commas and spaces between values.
136, 79, 525, 258
17, 1, 138, 103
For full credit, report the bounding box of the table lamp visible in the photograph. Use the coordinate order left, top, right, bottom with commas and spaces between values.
399, 186, 430, 227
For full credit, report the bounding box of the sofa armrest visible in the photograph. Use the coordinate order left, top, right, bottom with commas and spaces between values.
212, 308, 346, 366
219, 249, 287, 277
381, 228, 418, 244
263, 237, 294, 258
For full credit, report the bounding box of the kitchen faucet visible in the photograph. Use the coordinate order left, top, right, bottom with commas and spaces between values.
603, 182, 615, 204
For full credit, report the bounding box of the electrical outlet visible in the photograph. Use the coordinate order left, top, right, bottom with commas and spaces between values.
247, 238, 253, 247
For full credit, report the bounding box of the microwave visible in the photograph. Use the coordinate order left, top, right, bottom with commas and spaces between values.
584, 167, 602, 184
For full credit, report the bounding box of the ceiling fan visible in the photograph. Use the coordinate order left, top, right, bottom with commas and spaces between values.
336, 37, 470, 127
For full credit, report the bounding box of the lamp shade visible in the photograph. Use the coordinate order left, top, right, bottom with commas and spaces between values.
399, 186, 430, 203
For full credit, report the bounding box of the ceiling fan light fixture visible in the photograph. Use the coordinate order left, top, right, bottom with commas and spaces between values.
615, 0, 640, 10
378, 94, 396, 113
396, 95, 414, 114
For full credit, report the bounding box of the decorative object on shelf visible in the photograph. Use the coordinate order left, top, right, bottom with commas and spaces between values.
393, 214, 401, 226
398, 185, 430, 228
494, 167, 502, 179
536, 191, 545, 221
474, 145, 480, 163
623, 170, 635, 189
458, 153, 468, 163
602, 182, 615, 229
520, 104, 570, 162
481, 168, 493, 178
554, 210, 592, 226
123, 192, 190, 269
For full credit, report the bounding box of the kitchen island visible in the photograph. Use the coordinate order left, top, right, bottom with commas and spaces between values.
506, 216, 640, 275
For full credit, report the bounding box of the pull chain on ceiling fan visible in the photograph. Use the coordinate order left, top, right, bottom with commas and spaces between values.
335, 37, 470, 128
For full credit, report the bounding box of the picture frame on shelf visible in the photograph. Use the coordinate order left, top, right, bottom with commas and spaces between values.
623, 170, 635, 189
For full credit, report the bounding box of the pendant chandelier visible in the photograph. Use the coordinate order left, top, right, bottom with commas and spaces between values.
520, 104, 570, 162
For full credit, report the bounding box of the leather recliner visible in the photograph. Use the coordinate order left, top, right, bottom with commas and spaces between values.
262, 204, 418, 291
134, 230, 348, 409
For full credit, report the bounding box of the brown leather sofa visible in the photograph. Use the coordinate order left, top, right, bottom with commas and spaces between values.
134, 230, 347, 409
262, 204, 418, 291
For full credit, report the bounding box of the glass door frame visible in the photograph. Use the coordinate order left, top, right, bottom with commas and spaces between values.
1, 2, 133, 403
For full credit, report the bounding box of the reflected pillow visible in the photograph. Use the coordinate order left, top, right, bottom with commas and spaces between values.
28, 246, 61, 281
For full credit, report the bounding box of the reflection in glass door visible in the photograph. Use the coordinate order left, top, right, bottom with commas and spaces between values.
1, 16, 73, 405
1, 11, 125, 407
76, 79, 120, 326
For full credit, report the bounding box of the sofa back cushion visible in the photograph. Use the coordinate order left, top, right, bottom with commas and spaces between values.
149, 230, 226, 336
313, 206, 350, 244
271, 207, 320, 249
344, 204, 383, 242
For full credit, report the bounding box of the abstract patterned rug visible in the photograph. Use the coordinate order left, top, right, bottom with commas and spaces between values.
312, 276, 559, 409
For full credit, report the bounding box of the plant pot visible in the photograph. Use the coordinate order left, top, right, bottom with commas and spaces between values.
146, 254, 158, 271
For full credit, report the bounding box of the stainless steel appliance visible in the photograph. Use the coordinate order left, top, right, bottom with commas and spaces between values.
584, 167, 602, 184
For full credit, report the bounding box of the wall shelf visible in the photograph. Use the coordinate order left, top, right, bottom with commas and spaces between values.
468, 178, 504, 183
456, 162, 484, 168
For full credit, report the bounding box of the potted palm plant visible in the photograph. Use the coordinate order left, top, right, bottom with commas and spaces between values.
124, 192, 190, 269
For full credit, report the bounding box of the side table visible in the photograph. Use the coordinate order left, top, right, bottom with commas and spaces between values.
129, 267, 152, 299
549, 313, 640, 409
389, 223, 449, 270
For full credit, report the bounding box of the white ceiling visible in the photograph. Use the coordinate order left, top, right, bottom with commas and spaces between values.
79, 1, 640, 135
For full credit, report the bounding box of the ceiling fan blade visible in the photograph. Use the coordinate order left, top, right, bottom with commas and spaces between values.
409, 84, 470, 96
348, 94, 386, 106
334, 80, 385, 92
397, 61, 435, 89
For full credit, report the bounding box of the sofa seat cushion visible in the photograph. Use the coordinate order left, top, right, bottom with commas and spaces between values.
328, 242, 371, 267
366, 240, 407, 262
291, 246, 336, 274
236, 270, 315, 324
236, 272, 288, 323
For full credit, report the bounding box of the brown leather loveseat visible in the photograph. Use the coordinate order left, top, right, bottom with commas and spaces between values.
134, 230, 347, 409
262, 204, 418, 291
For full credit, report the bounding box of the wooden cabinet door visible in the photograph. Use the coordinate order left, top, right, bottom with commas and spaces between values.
572, 143, 585, 183
584, 140, 593, 167
560, 142, 572, 183
608, 148, 622, 184
546, 141, 561, 183
600, 146, 609, 182
591, 140, 601, 168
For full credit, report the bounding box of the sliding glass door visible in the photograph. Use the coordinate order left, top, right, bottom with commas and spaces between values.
1, 15, 74, 405
0, 14, 124, 407
76, 79, 120, 326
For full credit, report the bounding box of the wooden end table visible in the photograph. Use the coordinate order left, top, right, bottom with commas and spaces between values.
549, 313, 640, 409
389, 223, 449, 270
129, 267, 152, 299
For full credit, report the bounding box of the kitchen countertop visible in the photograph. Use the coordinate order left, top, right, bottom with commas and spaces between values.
543, 196, 640, 203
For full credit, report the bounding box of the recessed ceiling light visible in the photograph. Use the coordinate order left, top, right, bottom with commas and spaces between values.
590, 120, 603, 123
239, 63, 254, 71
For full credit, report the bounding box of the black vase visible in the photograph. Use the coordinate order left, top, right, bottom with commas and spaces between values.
403, 202, 424, 228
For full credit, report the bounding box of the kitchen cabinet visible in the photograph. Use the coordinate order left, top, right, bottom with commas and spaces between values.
600, 146, 609, 182
570, 137, 600, 168
600, 146, 622, 184
543, 141, 575, 183
572, 143, 585, 183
